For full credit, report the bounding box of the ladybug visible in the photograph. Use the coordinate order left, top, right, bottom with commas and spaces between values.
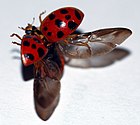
11, 7, 132, 121
39, 7, 84, 42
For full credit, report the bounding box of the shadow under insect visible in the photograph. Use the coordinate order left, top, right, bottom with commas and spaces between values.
20, 47, 130, 81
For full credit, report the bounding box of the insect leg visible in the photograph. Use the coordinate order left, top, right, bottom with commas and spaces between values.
39, 11, 46, 23
10, 33, 22, 40
64, 40, 92, 56
12, 41, 21, 46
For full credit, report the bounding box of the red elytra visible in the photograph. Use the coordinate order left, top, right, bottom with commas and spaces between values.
21, 35, 48, 66
40, 7, 84, 42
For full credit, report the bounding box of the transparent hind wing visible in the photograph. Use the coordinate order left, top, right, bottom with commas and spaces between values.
34, 59, 61, 121
64, 48, 130, 68
59, 28, 132, 58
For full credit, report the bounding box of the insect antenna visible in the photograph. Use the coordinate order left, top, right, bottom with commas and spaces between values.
18, 26, 26, 31
28, 17, 35, 27
31, 17, 35, 25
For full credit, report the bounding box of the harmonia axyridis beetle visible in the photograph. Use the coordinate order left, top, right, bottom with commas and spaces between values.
11, 7, 132, 121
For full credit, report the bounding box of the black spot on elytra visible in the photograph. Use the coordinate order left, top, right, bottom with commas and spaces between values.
55, 19, 65, 28
43, 26, 48, 31
47, 32, 52, 36
33, 38, 41, 43
38, 48, 45, 57
23, 41, 30, 46
68, 21, 78, 30
65, 15, 71, 20
49, 13, 55, 20
24, 54, 34, 61
60, 9, 68, 14
75, 9, 81, 20
31, 44, 36, 49
57, 31, 64, 38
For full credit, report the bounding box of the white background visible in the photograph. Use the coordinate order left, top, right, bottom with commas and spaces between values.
0, 0, 140, 125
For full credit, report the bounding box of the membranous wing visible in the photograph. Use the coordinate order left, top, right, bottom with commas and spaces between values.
65, 48, 130, 68
58, 28, 132, 58
33, 43, 64, 121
